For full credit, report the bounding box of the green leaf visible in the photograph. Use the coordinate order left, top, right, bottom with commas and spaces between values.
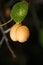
10, 1, 28, 23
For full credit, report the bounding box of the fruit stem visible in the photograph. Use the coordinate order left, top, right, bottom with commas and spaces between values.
16, 22, 21, 24
0, 19, 12, 27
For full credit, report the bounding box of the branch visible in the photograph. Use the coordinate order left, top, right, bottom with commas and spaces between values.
4, 28, 10, 34
0, 37, 4, 47
30, 2, 40, 31
0, 19, 12, 27
0, 21, 16, 58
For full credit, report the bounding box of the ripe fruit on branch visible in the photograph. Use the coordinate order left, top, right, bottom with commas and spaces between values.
10, 23, 30, 43
17, 25, 30, 43
10, 23, 22, 41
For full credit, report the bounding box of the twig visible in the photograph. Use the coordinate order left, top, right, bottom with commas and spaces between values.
0, 19, 12, 27
0, 21, 16, 58
30, 1, 40, 31
4, 28, 10, 34
0, 37, 4, 46
5, 39, 16, 58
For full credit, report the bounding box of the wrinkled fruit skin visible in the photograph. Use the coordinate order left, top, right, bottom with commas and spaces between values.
17, 26, 30, 43
10, 24, 21, 41
10, 24, 30, 43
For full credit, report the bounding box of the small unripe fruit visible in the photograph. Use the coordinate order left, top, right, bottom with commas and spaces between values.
16, 26, 30, 43
10, 24, 21, 41
5, 8, 11, 17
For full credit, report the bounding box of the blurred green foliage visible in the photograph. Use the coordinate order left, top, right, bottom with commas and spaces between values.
19, 54, 27, 65
0, 0, 5, 3
39, 28, 43, 46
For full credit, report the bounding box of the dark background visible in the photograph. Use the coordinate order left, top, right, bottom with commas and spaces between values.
0, 0, 43, 65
